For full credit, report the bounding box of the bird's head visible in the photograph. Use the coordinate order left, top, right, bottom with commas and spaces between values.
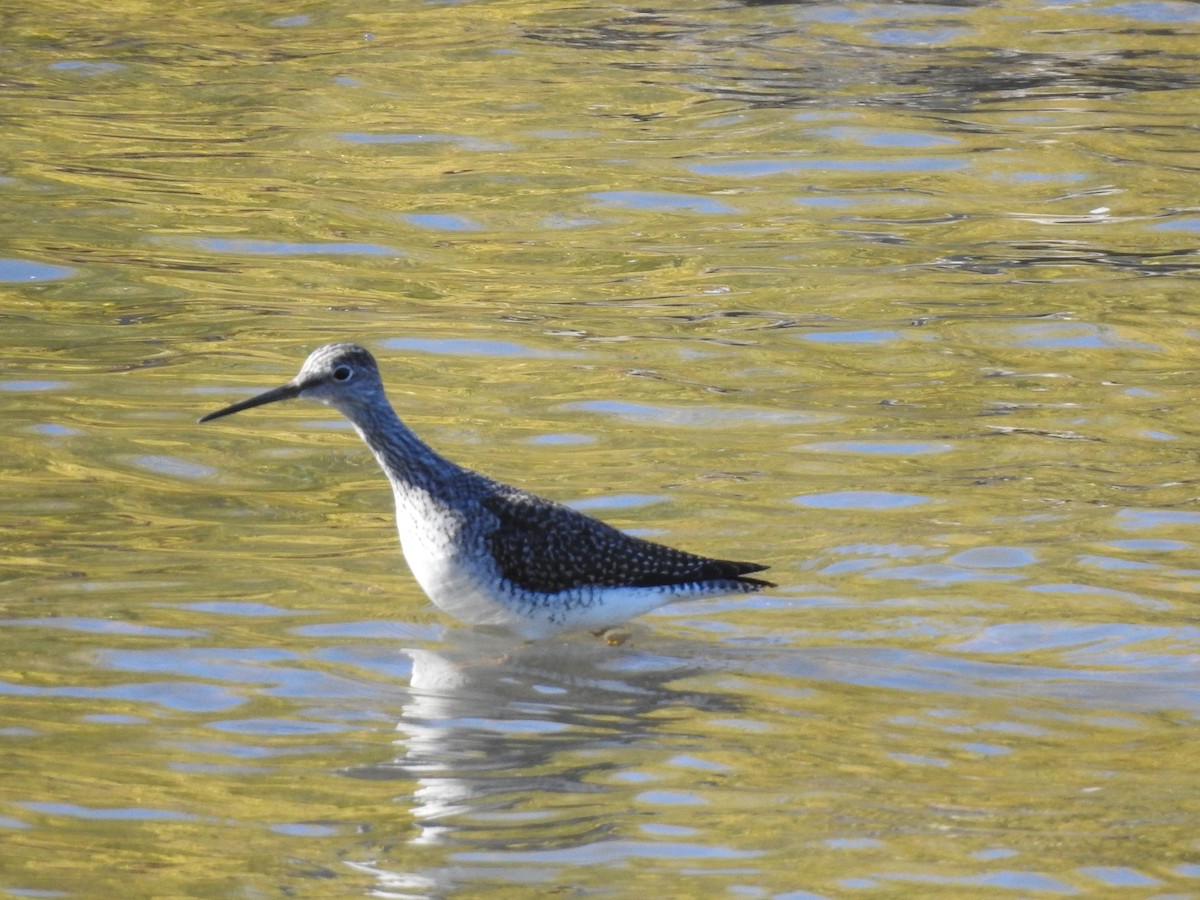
199, 342, 386, 423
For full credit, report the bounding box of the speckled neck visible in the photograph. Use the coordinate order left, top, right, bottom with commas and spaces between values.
339, 395, 463, 498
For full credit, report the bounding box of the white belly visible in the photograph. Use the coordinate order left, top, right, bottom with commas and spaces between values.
393, 492, 526, 631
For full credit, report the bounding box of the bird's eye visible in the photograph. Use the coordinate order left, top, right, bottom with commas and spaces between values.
332, 365, 353, 382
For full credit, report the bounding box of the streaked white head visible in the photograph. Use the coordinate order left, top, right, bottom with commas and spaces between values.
199, 343, 387, 423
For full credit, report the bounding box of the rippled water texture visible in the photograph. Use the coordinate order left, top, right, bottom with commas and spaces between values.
2, 0, 1198, 896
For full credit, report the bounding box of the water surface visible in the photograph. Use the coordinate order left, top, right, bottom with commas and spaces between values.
1, 0, 1198, 896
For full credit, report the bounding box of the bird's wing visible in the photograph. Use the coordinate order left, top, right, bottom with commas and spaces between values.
480, 484, 769, 594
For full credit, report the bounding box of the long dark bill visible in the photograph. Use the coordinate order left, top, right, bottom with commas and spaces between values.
199, 382, 303, 423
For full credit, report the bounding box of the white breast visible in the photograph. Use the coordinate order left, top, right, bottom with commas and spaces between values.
392, 487, 525, 630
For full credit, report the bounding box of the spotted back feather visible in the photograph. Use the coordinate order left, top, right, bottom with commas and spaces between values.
481, 483, 772, 595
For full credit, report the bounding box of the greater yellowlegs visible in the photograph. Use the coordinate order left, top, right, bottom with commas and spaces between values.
200, 343, 771, 638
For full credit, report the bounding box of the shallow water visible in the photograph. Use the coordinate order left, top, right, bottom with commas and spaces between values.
2, 0, 1199, 896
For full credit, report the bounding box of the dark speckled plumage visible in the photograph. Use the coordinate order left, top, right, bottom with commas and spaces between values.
482, 484, 770, 594
201, 342, 773, 637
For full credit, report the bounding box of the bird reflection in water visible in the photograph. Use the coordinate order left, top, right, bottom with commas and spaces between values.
341, 627, 740, 853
